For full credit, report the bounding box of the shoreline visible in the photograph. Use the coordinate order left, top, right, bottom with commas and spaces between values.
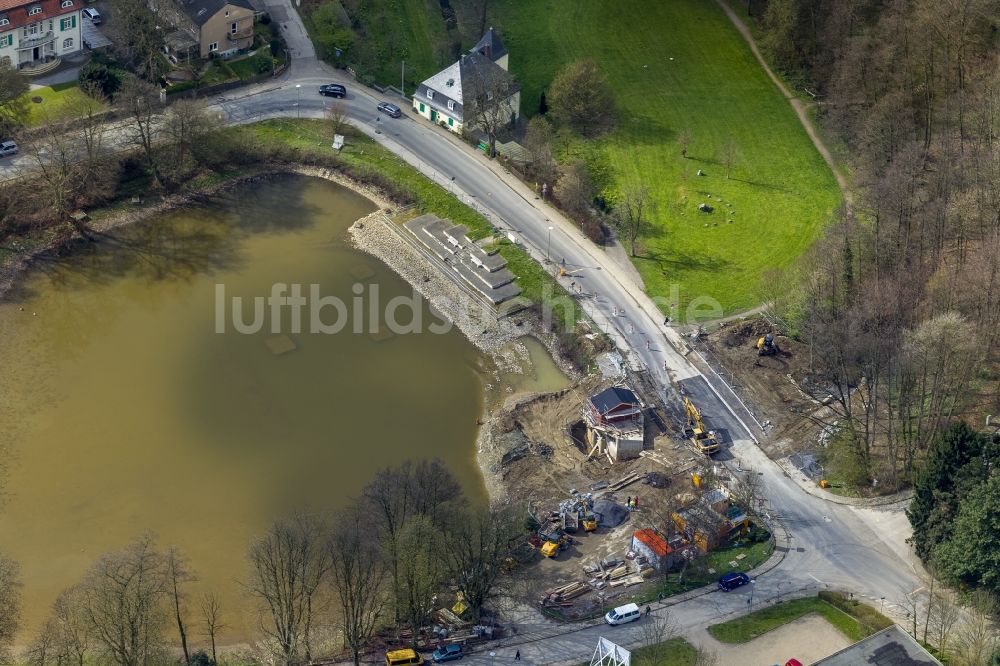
0, 164, 579, 503
347, 207, 581, 503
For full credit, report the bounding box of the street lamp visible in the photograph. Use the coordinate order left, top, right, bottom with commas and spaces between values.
295, 84, 301, 119
880, 597, 886, 614
747, 579, 756, 615
489, 652, 496, 666
546, 225, 554, 261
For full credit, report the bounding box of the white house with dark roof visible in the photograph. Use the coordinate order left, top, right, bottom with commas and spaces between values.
412, 26, 519, 135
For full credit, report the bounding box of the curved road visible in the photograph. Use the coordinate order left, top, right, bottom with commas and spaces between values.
1, 3, 925, 661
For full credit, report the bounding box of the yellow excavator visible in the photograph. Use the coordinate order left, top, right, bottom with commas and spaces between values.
683, 397, 720, 455
756, 333, 778, 356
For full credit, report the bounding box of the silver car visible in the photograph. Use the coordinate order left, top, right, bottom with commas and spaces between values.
0, 140, 18, 157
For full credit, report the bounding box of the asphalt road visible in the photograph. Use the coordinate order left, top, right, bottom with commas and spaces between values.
1, 6, 928, 662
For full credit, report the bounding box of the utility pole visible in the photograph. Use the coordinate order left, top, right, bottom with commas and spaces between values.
401, 59, 405, 96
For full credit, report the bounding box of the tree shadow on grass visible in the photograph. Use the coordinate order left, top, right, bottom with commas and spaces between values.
728, 176, 792, 193
634, 246, 731, 275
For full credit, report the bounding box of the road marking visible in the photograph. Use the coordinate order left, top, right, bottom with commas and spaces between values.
809, 574, 824, 584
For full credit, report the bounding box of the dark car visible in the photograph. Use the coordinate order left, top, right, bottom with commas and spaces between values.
377, 102, 403, 118
431, 645, 463, 663
319, 84, 346, 98
718, 572, 751, 591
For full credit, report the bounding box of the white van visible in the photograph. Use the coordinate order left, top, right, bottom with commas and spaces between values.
605, 602, 641, 626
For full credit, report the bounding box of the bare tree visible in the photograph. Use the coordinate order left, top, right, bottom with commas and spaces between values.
18, 117, 91, 239
556, 159, 596, 219
463, 55, 520, 158
329, 503, 387, 666
27, 586, 90, 666
613, 185, 655, 257
929, 586, 961, 657
106, 0, 167, 81
246, 512, 330, 666
441, 505, 524, 622
326, 101, 350, 139
163, 99, 217, 185
119, 78, 163, 189
80, 533, 169, 666
165, 547, 194, 665
677, 128, 692, 159
548, 60, 616, 137
954, 590, 999, 666
720, 137, 741, 179
396, 515, 442, 648
634, 612, 677, 666
0, 553, 21, 665
200, 592, 225, 666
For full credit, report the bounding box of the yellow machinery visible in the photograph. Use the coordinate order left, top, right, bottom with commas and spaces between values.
540, 541, 560, 557
756, 333, 778, 356
582, 513, 598, 532
683, 397, 720, 455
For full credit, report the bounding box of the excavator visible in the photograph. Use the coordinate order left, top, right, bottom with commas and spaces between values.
756, 333, 778, 356
683, 397, 721, 455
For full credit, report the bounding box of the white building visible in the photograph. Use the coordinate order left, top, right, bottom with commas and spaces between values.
412, 27, 519, 135
0, 0, 83, 70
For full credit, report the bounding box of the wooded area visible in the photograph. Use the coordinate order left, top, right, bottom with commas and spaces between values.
754, 0, 1000, 492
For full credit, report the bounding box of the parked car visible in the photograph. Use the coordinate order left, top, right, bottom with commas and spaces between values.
377, 102, 403, 118
604, 602, 641, 626
319, 84, 346, 98
718, 572, 751, 591
81, 7, 101, 23
431, 645, 463, 663
0, 140, 18, 157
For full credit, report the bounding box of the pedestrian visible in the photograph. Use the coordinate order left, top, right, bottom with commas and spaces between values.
645, 605, 651, 617
515, 650, 521, 661
664, 316, 669, 325
625, 496, 631, 511
634, 496, 640, 509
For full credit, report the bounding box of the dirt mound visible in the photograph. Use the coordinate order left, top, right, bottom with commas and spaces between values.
721, 318, 774, 348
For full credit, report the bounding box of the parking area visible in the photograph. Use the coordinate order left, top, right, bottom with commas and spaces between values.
81, 14, 111, 49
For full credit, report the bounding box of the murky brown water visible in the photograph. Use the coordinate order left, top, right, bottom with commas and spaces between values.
0, 176, 499, 641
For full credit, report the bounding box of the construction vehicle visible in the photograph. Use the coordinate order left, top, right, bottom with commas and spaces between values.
683, 397, 721, 455
756, 333, 778, 356
582, 512, 598, 532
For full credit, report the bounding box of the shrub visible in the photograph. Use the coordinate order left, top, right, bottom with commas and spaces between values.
79, 57, 126, 99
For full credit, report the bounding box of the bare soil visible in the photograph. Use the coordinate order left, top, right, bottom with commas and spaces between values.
697, 318, 827, 458
485, 377, 714, 616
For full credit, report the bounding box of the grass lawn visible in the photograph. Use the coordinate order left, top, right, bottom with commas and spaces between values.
708, 593, 889, 644
632, 637, 700, 666
20, 82, 107, 127
624, 537, 774, 608
490, 0, 842, 313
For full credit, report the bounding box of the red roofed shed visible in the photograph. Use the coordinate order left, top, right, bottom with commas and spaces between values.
631, 529, 674, 571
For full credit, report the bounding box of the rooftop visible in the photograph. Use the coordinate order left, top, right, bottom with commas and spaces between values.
634, 529, 671, 557
176, 0, 252, 26
471, 26, 507, 62
813, 625, 942, 665
590, 386, 640, 415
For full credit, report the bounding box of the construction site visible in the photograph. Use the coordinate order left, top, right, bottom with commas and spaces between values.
480, 346, 773, 620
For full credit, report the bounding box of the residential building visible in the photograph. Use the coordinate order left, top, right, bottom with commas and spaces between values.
158, 0, 254, 60
412, 26, 519, 134
584, 385, 644, 462
0, 0, 82, 70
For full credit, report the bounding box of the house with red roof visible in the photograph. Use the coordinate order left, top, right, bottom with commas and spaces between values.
631, 528, 674, 571
0, 0, 82, 70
